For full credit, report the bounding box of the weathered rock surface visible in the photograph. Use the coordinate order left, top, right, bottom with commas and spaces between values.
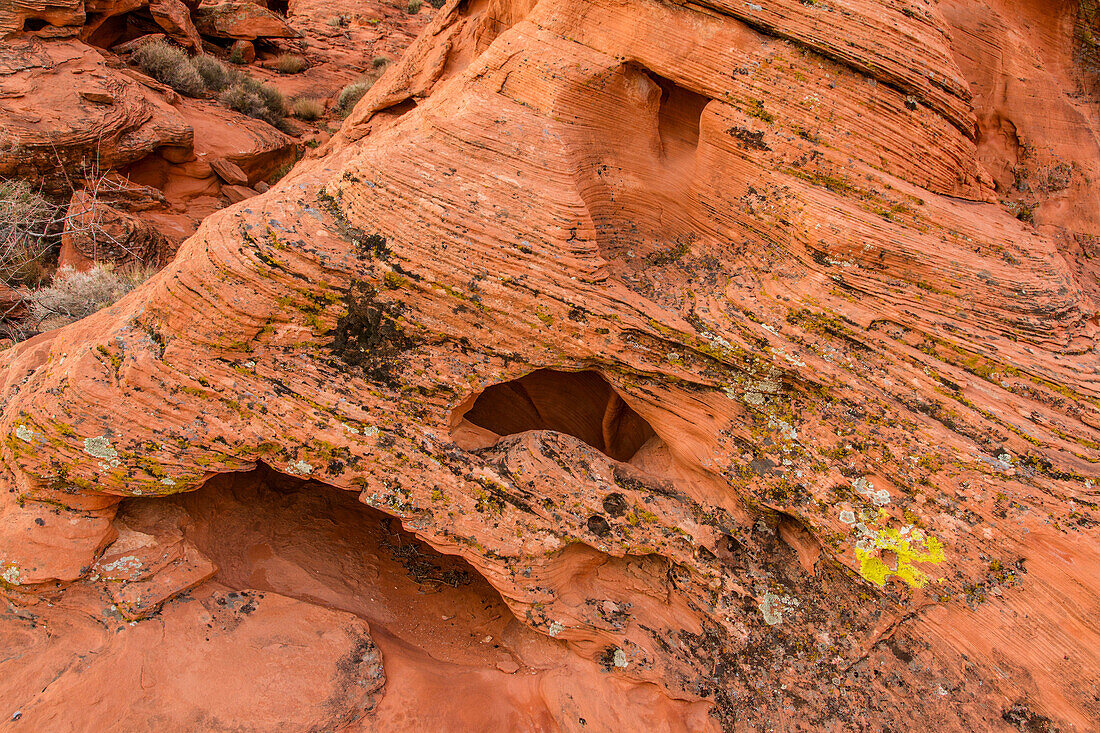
193, 1, 300, 39
58, 188, 178, 270
0, 37, 192, 193
0, 0, 83, 38
1, 0, 1099, 729
1, 582, 386, 729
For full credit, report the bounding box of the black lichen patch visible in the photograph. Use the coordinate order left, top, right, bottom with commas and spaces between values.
325, 633, 385, 723
1002, 701, 1056, 733
357, 233, 392, 260
318, 189, 393, 261
328, 280, 413, 386
725, 126, 770, 151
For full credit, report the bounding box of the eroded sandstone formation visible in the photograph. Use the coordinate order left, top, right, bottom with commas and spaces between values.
1, 0, 1099, 729
0, 37, 192, 190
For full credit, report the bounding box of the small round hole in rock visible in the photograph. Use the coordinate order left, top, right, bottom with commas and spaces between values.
587, 514, 611, 537
602, 492, 628, 517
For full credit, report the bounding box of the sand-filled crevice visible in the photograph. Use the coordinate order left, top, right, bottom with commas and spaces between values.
451, 368, 657, 462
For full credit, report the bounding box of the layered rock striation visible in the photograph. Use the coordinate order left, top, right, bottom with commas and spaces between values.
1, 0, 1099, 729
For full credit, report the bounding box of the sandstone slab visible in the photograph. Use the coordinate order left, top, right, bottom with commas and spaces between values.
0, 38, 192, 194
0, 0, 1098, 729
193, 1, 301, 39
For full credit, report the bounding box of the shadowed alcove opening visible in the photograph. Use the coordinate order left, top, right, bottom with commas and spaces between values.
454, 369, 657, 463
105, 464, 636, 725
566, 62, 711, 273
652, 71, 708, 162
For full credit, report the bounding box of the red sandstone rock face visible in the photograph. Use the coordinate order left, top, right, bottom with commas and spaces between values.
192, 1, 300, 40
58, 187, 177, 270
2, 0, 1100, 730
0, 0, 84, 38
0, 37, 192, 192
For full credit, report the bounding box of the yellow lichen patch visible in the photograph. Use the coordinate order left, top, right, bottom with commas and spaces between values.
856, 527, 944, 588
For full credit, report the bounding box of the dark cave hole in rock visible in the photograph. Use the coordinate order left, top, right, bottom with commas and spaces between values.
22, 17, 50, 31
716, 533, 742, 565
102, 465, 696, 725
453, 369, 657, 462
117, 465, 534, 670
587, 514, 612, 536
651, 71, 708, 162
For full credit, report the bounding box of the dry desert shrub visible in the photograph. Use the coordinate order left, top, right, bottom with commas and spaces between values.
132, 41, 205, 96
221, 76, 288, 129
0, 180, 60, 288
29, 264, 155, 325
336, 81, 372, 116
131, 43, 290, 130
191, 54, 234, 91
274, 53, 308, 74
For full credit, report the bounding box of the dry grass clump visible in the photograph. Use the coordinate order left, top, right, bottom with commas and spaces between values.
274, 53, 308, 74
291, 97, 324, 120
29, 264, 155, 325
406, 0, 421, 12
191, 54, 234, 91
132, 41, 205, 96
334, 57, 393, 116
336, 80, 372, 116
221, 76, 288, 129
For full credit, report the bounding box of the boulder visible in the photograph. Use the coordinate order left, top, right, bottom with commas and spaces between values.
58, 188, 177, 270
228, 38, 254, 63
148, 0, 203, 50
209, 157, 248, 184
220, 183, 256, 202
0, 0, 84, 38
193, 1, 301, 39
0, 38, 192, 194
